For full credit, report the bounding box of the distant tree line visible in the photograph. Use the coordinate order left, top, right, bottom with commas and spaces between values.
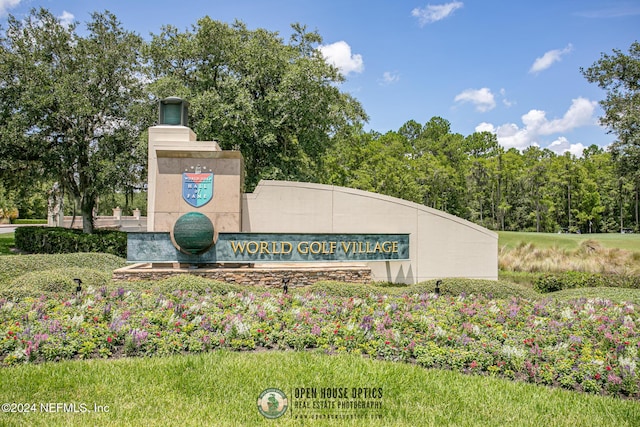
0, 8, 637, 233
320, 119, 638, 233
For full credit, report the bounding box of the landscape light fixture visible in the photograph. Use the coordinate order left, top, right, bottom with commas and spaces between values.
73, 278, 83, 295
435, 280, 442, 295
282, 278, 290, 294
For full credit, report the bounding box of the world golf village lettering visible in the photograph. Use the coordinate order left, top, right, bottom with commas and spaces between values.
126, 233, 410, 263
229, 240, 400, 256
217, 233, 409, 262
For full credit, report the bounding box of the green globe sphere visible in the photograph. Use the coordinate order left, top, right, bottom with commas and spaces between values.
172, 212, 214, 254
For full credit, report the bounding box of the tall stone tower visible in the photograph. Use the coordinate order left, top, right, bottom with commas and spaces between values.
146, 97, 243, 252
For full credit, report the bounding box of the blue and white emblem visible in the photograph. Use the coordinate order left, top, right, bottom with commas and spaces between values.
182, 167, 213, 208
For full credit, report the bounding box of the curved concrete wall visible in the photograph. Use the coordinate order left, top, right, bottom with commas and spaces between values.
242, 181, 498, 283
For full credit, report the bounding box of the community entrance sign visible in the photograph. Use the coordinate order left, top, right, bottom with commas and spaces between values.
123, 97, 498, 284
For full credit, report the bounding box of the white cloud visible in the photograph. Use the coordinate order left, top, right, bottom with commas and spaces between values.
530, 97, 597, 134
474, 97, 597, 151
318, 41, 364, 76
500, 88, 514, 107
0, 0, 21, 17
380, 71, 400, 85
412, 1, 464, 26
58, 11, 75, 26
475, 122, 495, 133
548, 137, 586, 157
454, 87, 496, 112
529, 44, 573, 74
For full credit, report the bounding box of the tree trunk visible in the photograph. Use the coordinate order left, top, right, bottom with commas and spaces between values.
620, 179, 624, 234
81, 195, 95, 234
636, 182, 640, 231
567, 183, 572, 230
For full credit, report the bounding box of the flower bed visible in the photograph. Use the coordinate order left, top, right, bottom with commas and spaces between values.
1, 287, 638, 398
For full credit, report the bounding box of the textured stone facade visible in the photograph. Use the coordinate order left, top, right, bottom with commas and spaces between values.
113, 264, 371, 288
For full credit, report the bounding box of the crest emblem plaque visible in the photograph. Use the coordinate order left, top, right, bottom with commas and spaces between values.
182, 167, 213, 208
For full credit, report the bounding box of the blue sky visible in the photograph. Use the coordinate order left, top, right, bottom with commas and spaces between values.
2, 1, 639, 155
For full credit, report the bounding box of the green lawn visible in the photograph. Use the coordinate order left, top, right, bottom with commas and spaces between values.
0, 233, 14, 255
1, 351, 638, 427
498, 231, 640, 252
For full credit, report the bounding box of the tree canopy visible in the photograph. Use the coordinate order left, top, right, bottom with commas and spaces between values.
144, 18, 367, 190
581, 41, 640, 232
320, 117, 636, 233
0, 8, 148, 233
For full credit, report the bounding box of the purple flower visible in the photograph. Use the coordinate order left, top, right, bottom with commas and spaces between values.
568, 335, 582, 344
130, 329, 149, 346
48, 320, 62, 333
359, 316, 373, 332
607, 373, 622, 384
109, 316, 126, 332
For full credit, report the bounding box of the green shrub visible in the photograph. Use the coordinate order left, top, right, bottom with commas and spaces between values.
300, 279, 539, 300
302, 281, 383, 298
0, 253, 127, 286
534, 275, 564, 293
1, 268, 111, 299
153, 274, 243, 295
15, 227, 127, 257
534, 272, 640, 293
404, 279, 539, 300
534, 272, 604, 293
499, 270, 541, 286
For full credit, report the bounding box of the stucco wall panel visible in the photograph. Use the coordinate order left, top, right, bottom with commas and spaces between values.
242, 181, 497, 283
242, 181, 334, 232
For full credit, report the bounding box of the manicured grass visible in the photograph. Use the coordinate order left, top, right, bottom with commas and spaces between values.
0, 233, 14, 255
499, 231, 640, 252
12, 219, 47, 225
1, 351, 638, 427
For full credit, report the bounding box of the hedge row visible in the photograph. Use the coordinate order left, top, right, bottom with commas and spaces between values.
534, 271, 640, 293
14, 227, 127, 258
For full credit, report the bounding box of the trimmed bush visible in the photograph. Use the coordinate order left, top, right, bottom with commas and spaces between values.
15, 226, 126, 257
304, 279, 539, 300
1, 268, 111, 299
153, 275, 242, 295
534, 271, 640, 293
303, 281, 383, 298
0, 253, 127, 287
404, 279, 539, 300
